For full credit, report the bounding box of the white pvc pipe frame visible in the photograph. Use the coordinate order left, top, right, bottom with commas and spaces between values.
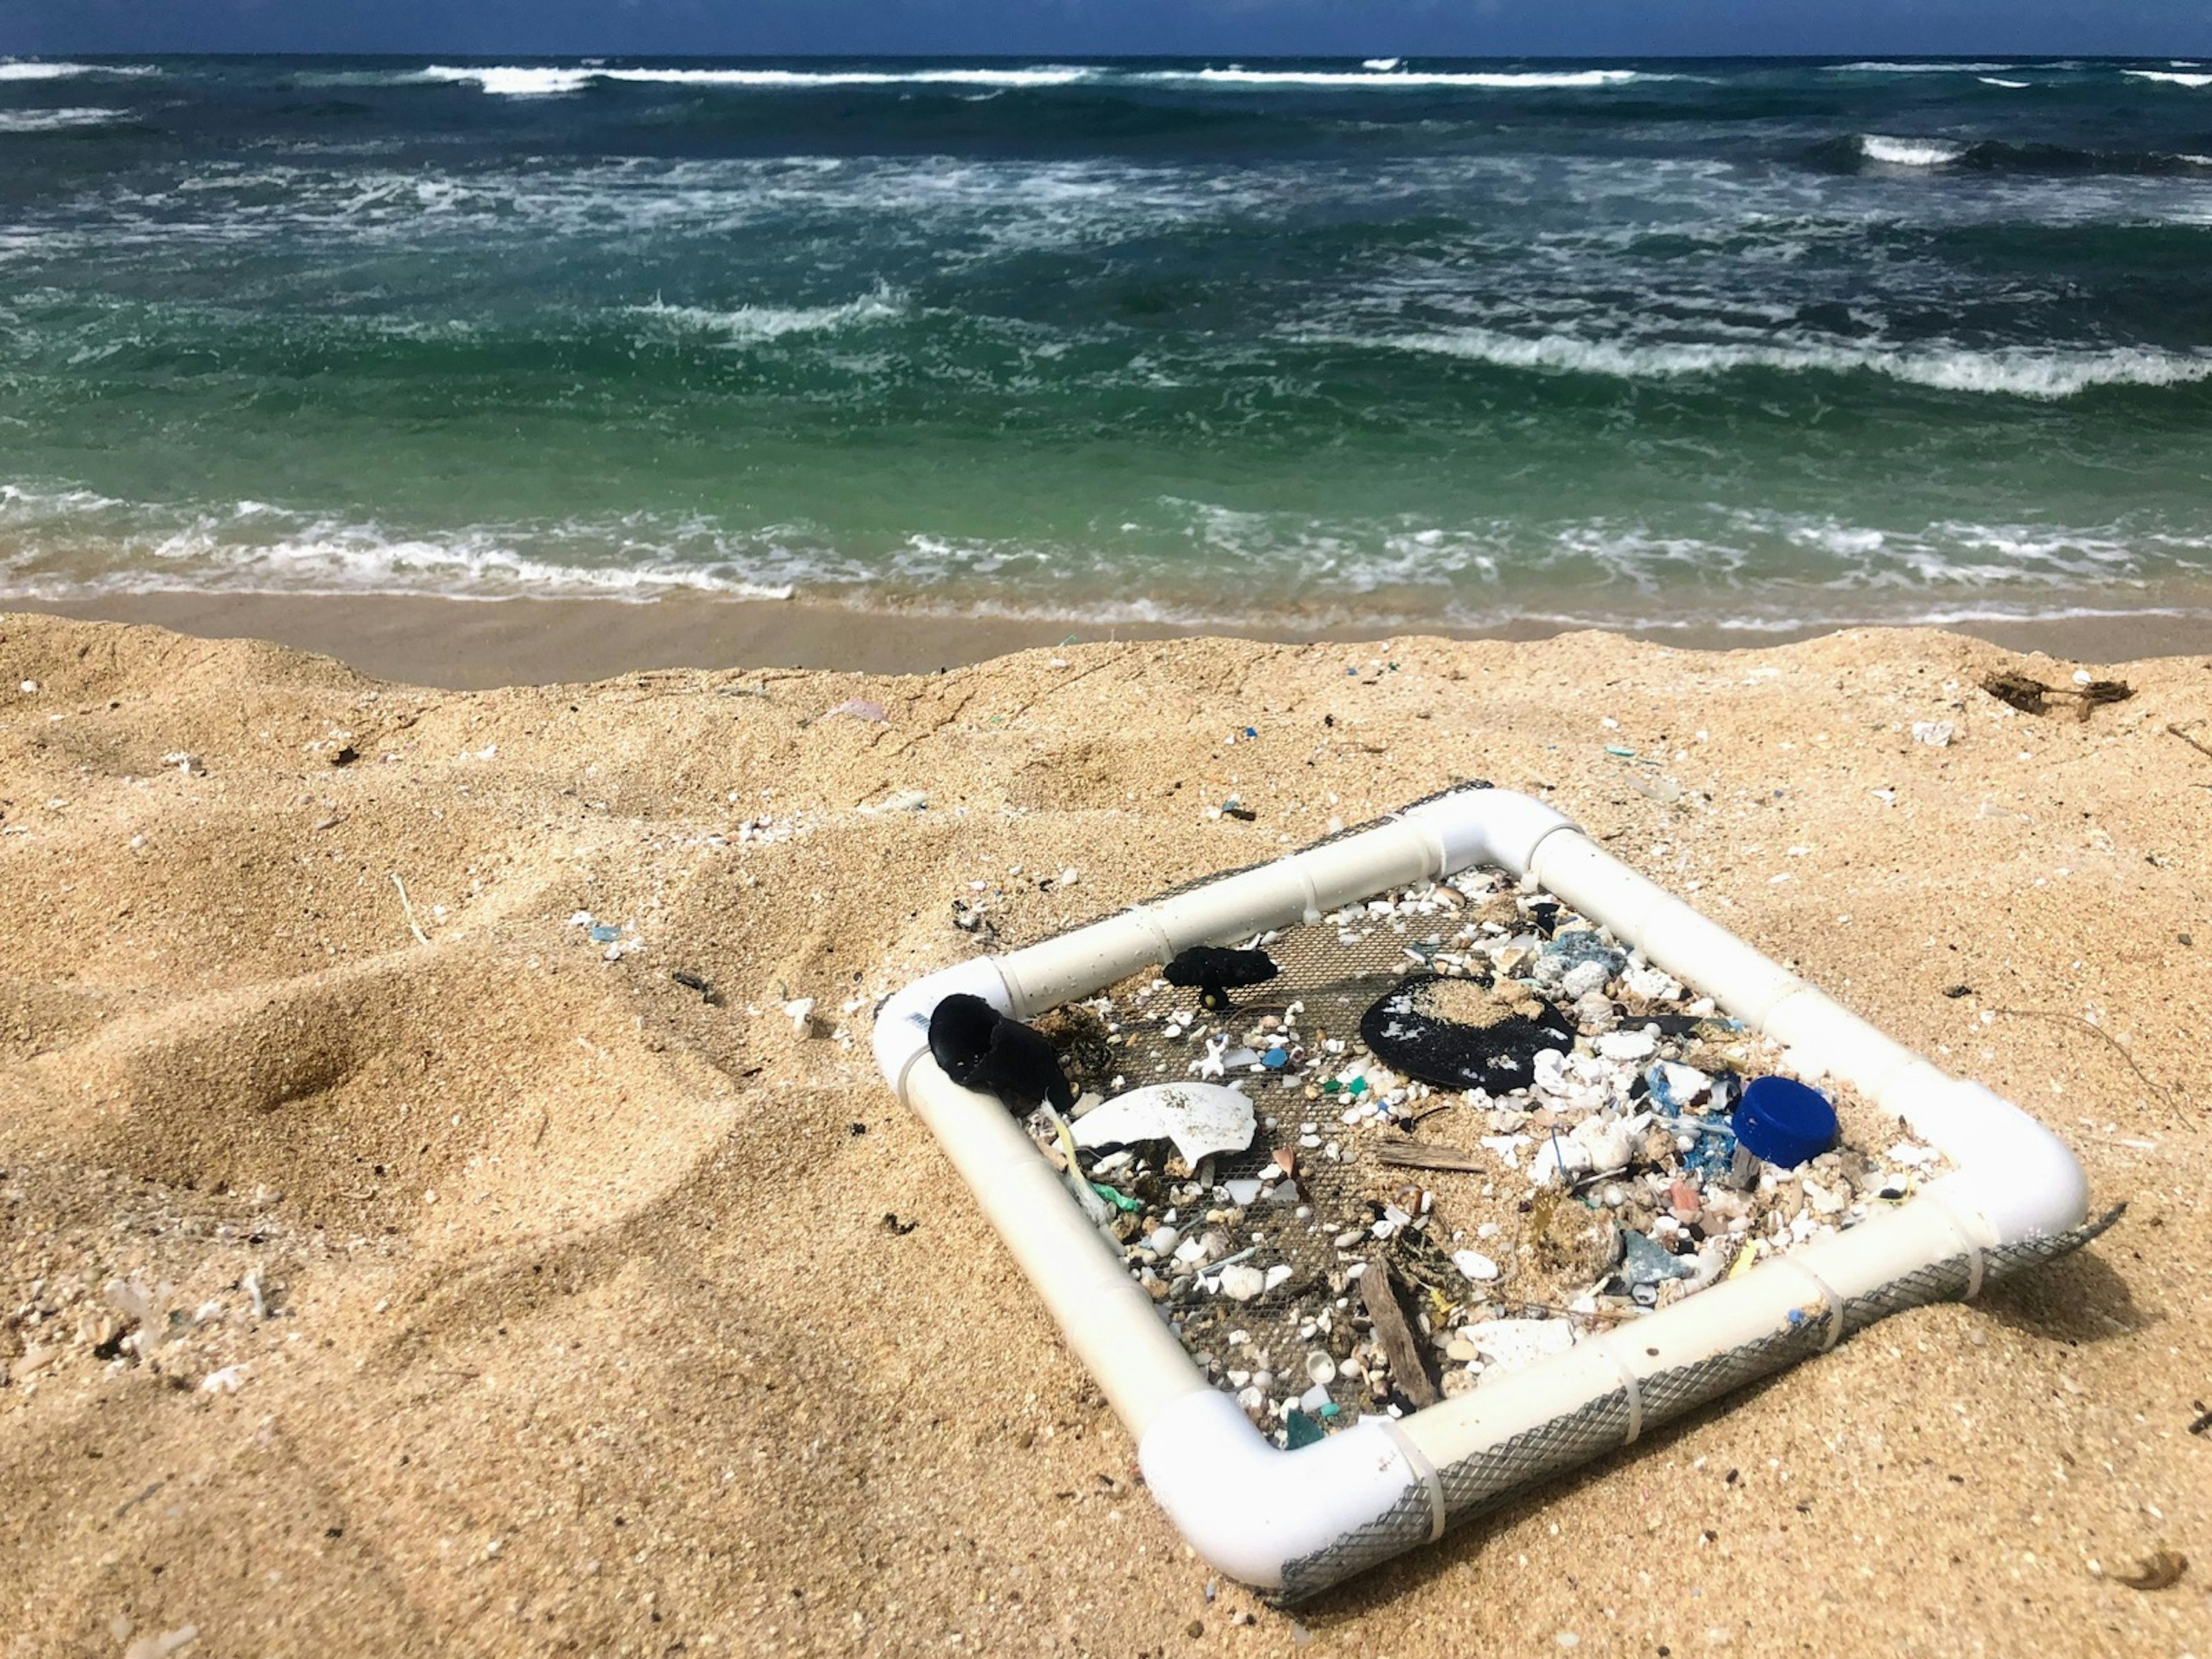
872, 788, 2089, 1598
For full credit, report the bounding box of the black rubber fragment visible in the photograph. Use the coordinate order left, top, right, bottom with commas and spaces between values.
927, 993, 1077, 1112
1358, 972, 1578, 1094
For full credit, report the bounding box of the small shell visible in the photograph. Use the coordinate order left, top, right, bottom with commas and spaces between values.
1305, 1351, 1338, 1387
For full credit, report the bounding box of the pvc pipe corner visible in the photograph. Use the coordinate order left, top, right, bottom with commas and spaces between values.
1138, 1389, 1432, 1591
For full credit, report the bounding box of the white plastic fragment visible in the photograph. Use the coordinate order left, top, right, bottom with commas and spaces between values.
1072, 1082, 1258, 1167
1911, 721, 1955, 747
1596, 1029, 1658, 1062
1452, 1249, 1500, 1283
1218, 1264, 1266, 1302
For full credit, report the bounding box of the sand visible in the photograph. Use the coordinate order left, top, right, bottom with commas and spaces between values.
0, 609, 2206, 1657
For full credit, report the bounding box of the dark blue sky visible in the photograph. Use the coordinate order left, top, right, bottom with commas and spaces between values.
4, 0, 2209, 58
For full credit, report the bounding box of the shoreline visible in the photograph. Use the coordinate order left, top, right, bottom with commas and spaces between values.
12, 589, 2207, 686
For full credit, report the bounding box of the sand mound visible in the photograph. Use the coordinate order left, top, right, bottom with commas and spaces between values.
0, 612, 2204, 1655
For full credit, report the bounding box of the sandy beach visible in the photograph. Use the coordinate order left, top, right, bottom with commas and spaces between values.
1, 607, 2207, 1657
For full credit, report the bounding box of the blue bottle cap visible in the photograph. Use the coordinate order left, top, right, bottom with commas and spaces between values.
1730, 1076, 1839, 1169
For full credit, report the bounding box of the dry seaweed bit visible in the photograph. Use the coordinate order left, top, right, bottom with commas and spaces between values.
881, 1213, 919, 1236
2112, 1550, 2187, 1592
1165, 945, 1281, 1013
1979, 669, 2135, 721
670, 969, 717, 1002
928, 993, 1076, 1112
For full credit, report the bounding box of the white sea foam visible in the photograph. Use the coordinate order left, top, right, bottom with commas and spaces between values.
1978, 77, 2031, 89
1346, 326, 2212, 399
0, 494, 806, 602
1859, 134, 1969, 166
1362, 59, 1404, 73
0, 107, 125, 133
8, 478, 2211, 632
1146, 67, 1649, 89
629, 288, 905, 343
2127, 70, 2212, 88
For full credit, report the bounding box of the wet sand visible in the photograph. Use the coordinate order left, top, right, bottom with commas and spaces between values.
16, 589, 2210, 688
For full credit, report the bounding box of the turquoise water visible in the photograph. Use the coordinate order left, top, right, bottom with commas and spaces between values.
4, 55, 2212, 631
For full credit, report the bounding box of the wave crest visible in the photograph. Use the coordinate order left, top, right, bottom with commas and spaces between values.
1341, 327, 2212, 399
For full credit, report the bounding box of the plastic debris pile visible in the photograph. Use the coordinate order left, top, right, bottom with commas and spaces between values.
1018, 867, 1949, 1446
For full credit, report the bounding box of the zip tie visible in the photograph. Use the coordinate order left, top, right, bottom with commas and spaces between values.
1130, 903, 1179, 968
1592, 1334, 1645, 1446
1776, 1257, 1846, 1351
1391, 810, 1453, 881
1377, 1416, 1447, 1543
1919, 1192, 1989, 1301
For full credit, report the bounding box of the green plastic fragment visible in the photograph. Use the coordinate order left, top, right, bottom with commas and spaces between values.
1321, 1079, 1341, 1094
1285, 1408, 1325, 1450
1318, 1402, 1340, 1419
1348, 1076, 1370, 1096
1090, 1183, 1143, 1214
1604, 744, 1637, 757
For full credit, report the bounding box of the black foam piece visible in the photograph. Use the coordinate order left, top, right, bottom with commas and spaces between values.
1163, 946, 1280, 991
1358, 973, 1577, 1094
927, 993, 1076, 1112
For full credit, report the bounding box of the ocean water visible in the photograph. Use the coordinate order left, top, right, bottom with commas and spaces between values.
3, 53, 2212, 634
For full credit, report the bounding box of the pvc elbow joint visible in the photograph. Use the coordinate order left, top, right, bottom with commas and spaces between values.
1400, 789, 1577, 878
1137, 1390, 1434, 1592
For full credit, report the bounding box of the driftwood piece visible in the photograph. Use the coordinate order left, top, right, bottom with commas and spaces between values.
1373, 1141, 1487, 1173
2166, 723, 2212, 763
1360, 1257, 1440, 1408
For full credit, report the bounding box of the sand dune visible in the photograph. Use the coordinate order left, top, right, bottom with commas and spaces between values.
1, 612, 2205, 1656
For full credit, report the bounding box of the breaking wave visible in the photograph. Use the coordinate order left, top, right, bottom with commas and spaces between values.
0, 60, 156, 82
1859, 134, 1969, 166
0, 107, 127, 133
417, 63, 1098, 96
1141, 67, 1652, 89
407, 62, 1665, 97
1831, 61, 2018, 74
2126, 69, 2212, 88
